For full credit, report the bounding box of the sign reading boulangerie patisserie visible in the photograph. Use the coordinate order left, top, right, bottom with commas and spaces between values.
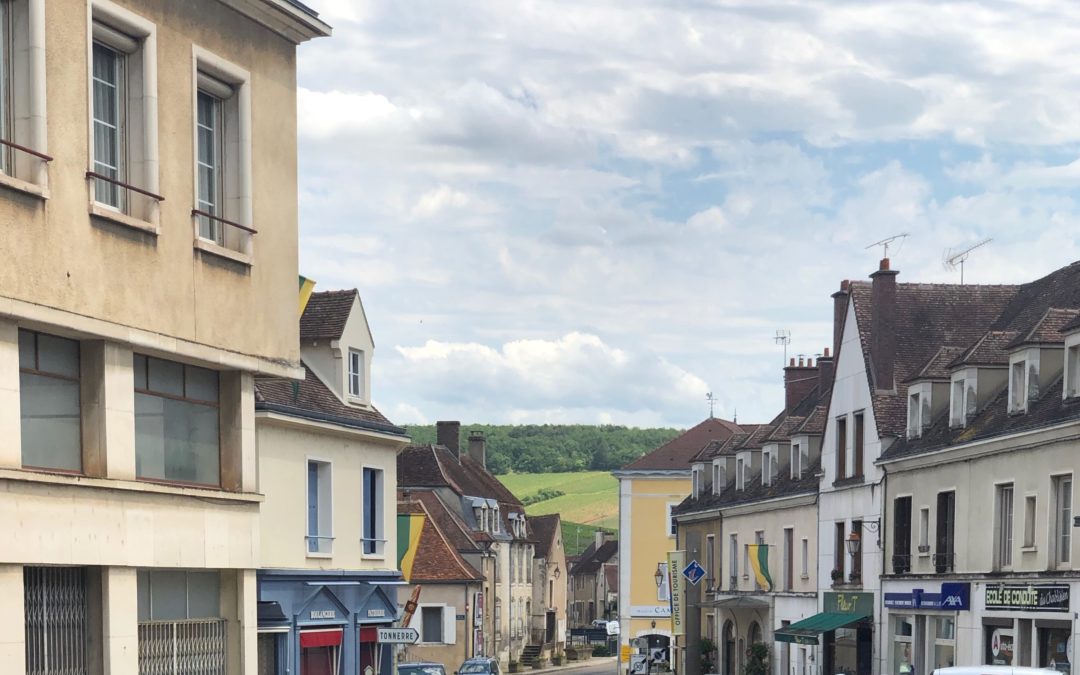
984, 585, 1069, 612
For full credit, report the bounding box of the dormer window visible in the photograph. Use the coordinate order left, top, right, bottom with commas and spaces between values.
791, 442, 801, 479
762, 449, 778, 486
1067, 342, 1080, 399
1009, 350, 1040, 413
348, 348, 365, 399
691, 466, 702, 498
736, 457, 746, 491
906, 383, 932, 439
712, 461, 725, 495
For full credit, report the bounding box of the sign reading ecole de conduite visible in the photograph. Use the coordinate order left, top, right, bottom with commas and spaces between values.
985, 585, 1070, 612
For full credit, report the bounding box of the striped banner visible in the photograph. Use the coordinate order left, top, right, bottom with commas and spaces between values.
397, 513, 425, 581
748, 544, 773, 591
299, 275, 316, 317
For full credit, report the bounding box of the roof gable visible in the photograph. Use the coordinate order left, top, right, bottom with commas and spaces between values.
621, 417, 740, 471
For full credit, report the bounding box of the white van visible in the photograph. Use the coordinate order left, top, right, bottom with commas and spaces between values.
932, 667, 1062, 675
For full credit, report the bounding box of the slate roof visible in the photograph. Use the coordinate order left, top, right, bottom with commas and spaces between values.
794, 404, 828, 435
908, 346, 967, 382
881, 260, 1080, 460
948, 330, 1020, 368
572, 540, 618, 575
620, 417, 741, 471
398, 444, 522, 507
401, 489, 483, 554
848, 280, 1019, 438
674, 459, 821, 517
300, 289, 357, 341
255, 363, 405, 435
530, 514, 561, 559
398, 499, 483, 583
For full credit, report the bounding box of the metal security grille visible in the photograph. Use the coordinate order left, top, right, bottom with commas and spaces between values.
138, 619, 227, 675
24, 566, 89, 675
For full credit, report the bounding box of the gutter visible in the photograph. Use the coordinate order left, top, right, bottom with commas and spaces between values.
255, 401, 408, 436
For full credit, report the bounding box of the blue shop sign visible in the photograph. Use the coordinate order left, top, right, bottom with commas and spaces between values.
885, 583, 970, 611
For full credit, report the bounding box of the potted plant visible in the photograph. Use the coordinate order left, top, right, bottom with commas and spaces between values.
743, 643, 770, 675
552, 654, 563, 666
701, 637, 717, 674
830, 568, 843, 583
532, 659, 547, 670
848, 570, 861, 583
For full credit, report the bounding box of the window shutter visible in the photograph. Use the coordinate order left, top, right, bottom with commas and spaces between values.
444, 606, 456, 645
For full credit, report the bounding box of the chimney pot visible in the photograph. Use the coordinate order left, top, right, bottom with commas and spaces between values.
880, 258, 890, 271
870, 262, 900, 390
436, 421, 461, 459
789, 357, 796, 367
824, 347, 830, 358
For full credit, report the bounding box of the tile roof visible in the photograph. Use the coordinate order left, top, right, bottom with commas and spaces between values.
530, 514, 561, 559
620, 417, 741, 471
398, 499, 483, 583
674, 458, 821, 517
401, 489, 483, 554
572, 540, 618, 575
881, 259, 1080, 460
849, 280, 1019, 438
793, 403, 828, 435
1063, 313, 1080, 334
255, 363, 405, 435
300, 289, 357, 341
908, 346, 967, 382
1004, 308, 1080, 348
948, 330, 1020, 368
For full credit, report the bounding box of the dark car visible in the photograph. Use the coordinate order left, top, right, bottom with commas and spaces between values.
457, 657, 501, 675
399, 662, 447, 675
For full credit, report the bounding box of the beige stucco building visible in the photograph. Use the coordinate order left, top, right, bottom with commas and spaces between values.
529, 514, 568, 664
0, 1, 327, 674
255, 289, 410, 675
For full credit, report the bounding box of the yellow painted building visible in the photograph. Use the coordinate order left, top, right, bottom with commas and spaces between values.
613, 418, 740, 672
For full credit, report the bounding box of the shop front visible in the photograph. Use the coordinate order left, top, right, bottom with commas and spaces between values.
883, 582, 970, 675
979, 583, 1073, 675
776, 592, 874, 675
258, 571, 401, 675
704, 596, 772, 675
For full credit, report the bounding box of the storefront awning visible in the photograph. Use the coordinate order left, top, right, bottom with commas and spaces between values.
300, 628, 344, 648
774, 611, 870, 645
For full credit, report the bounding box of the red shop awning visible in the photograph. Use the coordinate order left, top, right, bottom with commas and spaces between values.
301, 629, 343, 648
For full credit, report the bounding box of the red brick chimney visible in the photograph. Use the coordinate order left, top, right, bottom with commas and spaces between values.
437, 420, 461, 459
784, 356, 818, 415
831, 280, 850, 359
870, 258, 899, 391
817, 347, 834, 392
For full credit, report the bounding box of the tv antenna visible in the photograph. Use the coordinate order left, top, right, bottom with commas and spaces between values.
706, 392, 718, 418
774, 329, 791, 367
865, 233, 909, 260
943, 238, 992, 285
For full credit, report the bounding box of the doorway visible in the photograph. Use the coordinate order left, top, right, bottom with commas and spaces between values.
546, 610, 556, 643
723, 622, 735, 675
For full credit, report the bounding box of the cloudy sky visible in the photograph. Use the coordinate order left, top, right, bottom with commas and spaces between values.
295, 0, 1080, 429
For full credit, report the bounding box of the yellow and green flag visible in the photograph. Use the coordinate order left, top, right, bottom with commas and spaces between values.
299, 275, 316, 317
748, 544, 773, 591
397, 513, 425, 581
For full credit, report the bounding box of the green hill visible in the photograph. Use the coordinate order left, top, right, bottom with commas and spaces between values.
405, 424, 680, 474
501, 471, 619, 557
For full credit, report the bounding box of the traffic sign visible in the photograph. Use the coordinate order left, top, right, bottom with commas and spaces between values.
682, 560, 706, 586
377, 627, 419, 644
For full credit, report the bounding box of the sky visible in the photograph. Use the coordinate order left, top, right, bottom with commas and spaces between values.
294, 0, 1080, 429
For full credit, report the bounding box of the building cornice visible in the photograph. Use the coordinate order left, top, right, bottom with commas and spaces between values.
255, 408, 410, 445
611, 469, 690, 479
721, 491, 817, 517
218, 0, 332, 43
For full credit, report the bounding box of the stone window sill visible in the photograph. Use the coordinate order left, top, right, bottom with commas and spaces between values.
0, 466, 261, 502
0, 172, 48, 200
90, 203, 159, 235
1020, 545, 1037, 553
306, 551, 334, 560
194, 238, 253, 267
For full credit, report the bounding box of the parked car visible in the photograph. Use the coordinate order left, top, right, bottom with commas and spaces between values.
399, 663, 447, 675
932, 667, 1061, 675
457, 657, 501, 675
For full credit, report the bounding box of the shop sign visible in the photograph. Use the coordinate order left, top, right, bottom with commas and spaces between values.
367, 609, 386, 618
824, 592, 874, 616
990, 629, 1014, 665
474, 592, 484, 623
667, 551, 686, 637
884, 584, 970, 611
984, 585, 1070, 612
310, 610, 337, 620
630, 605, 672, 617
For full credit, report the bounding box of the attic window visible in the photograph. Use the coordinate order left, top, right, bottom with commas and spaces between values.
791, 442, 801, 479
736, 457, 745, 491
712, 461, 725, 495
1068, 344, 1080, 398
691, 466, 701, 499
907, 385, 932, 439
1009, 353, 1039, 413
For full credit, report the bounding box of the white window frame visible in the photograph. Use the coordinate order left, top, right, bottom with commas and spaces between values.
762, 448, 773, 487
918, 506, 930, 555
414, 604, 456, 645
800, 537, 809, 579
691, 466, 701, 498
306, 458, 333, 557
1065, 337, 1080, 399
87, 0, 158, 228
705, 534, 716, 589
949, 375, 965, 428
736, 457, 745, 491
712, 460, 724, 495
1009, 349, 1040, 413
791, 441, 801, 479
0, 0, 49, 195
190, 45, 252, 263
1052, 474, 1072, 567
347, 348, 365, 401
666, 502, 677, 538
729, 534, 738, 586
995, 483, 1014, 570
907, 383, 932, 439
362, 465, 385, 558
1023, 494, 1037, 549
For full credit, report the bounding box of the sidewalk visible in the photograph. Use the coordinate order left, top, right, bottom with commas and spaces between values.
529, 656, 618, 675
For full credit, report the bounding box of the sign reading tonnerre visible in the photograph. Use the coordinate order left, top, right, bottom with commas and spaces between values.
667, 550, 686, 637
377, 627, 420, 644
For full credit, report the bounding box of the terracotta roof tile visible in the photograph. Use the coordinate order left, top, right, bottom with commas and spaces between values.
402, 489, 483, 554
255, 363, 404, 435
398, 444, 522, 507
948, 330, 1020, 368
675, 458, 821, 516
908, 346, 967, 382
398, 499, 483, 583
300, 289, 357, 341
621, 417, 741, 471
1004, 308, 1080, 348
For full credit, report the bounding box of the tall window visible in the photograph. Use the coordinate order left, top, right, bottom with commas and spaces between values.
421, 606, 445, 644
195, 88, 224, 242
853, 412, 864, 477
348, 349, 364, 399
996, 484, 1014, 569
1068, 344, 1080, 398
0, 1, 12, 174
19, 330, 82, 472
729, 534, 738, 586
801, 538, 808, 578
893, 496, 912, 573
950, 378, 966, 427
836, 416, 847, 479
791, 442, 801, 479
1010, 360, 1026, 411
833, 522, 845, 580
1024, 494, 1037, 548
91, 40, 125, 210
735, 457, 745, 490
705, 535, 715, 590
783, 528, 794, 591
666, 503, 677, 537
935, 491, 955, 573
363, 467, 384, 555
907, 392, 920, 437
1053, 475, 1072, 566
919, 506, 930, 551
307, 460, 332, 554
851, 519, 863, 580
134, 355, 219, 486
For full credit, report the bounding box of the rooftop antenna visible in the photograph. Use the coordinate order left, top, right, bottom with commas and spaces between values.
705, 392, 717, 419
774, 329, 791, 368
865, 233, 909, 260
943, 238, 992, 285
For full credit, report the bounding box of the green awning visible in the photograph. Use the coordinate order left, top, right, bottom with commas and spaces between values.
774, 611, 870, 645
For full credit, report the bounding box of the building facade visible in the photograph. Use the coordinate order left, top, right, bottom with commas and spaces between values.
255, 290, 410, 675
0, 1, 327, 673
529, 514, 568, 664
614, 418, 741, 672
569, 532, 618, 628
878, 262, 1080, 675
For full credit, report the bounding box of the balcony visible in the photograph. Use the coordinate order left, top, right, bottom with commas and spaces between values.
933, 551, 955, 573
892, 554, 912, 574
